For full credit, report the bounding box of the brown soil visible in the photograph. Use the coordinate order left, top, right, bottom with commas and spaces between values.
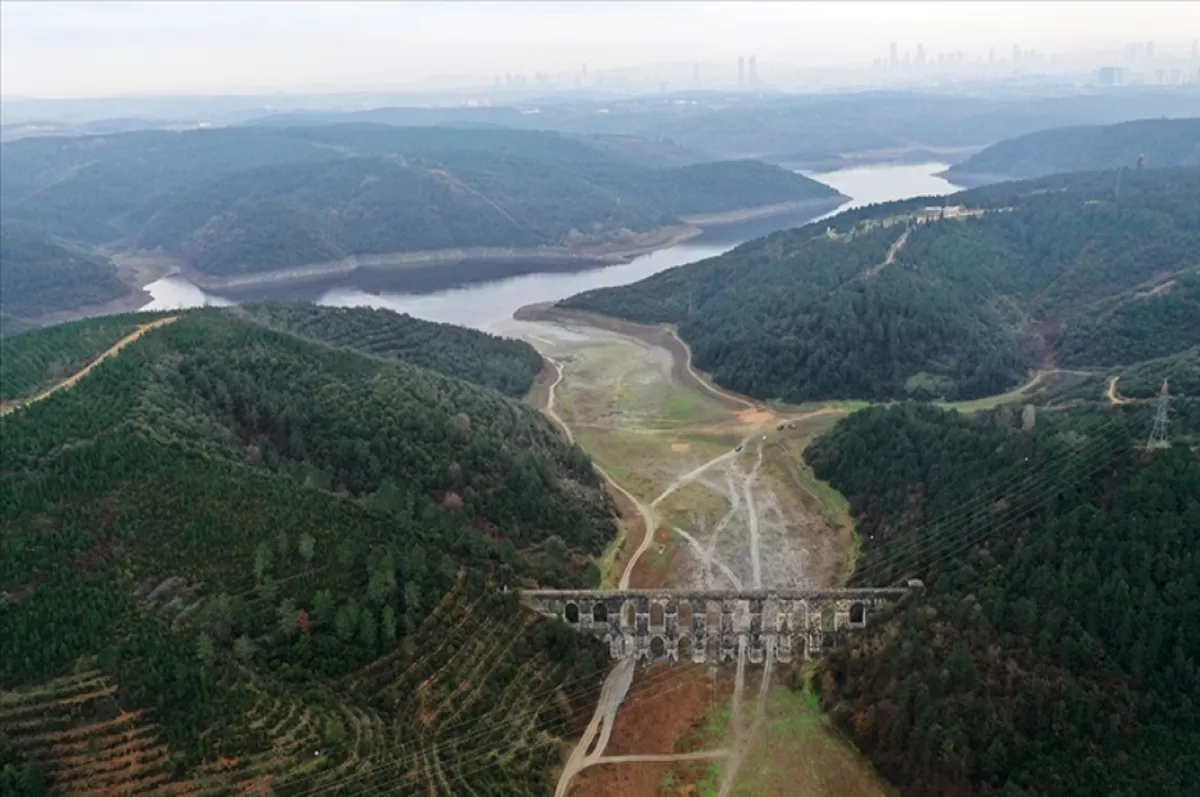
735, 408, 775, 425
571, 665, 734, 797
671, 443, 691, 452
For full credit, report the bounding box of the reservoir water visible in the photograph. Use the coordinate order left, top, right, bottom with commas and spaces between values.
143, 162, 957, 332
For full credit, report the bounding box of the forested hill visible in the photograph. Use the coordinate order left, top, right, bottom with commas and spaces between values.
0, 302, 544, 403
238, 302, 544, 397
0, 309, 616, 794
0, 220, 129, 324
562, 166, 1200, 402
944, 117, 1200, 186
0, 124, 843, 322
804, 402, 1200, 796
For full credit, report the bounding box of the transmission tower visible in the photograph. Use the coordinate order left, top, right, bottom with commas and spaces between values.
1147, 378, 1171, 450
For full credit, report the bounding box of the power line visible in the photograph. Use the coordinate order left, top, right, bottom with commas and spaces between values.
848, 419, 1133, 585
1147, 378, 1171, 450
848, 413, 1137, 586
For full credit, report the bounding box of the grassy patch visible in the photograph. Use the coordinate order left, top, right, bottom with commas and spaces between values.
728, 682, 894, 797
595, 528, 627, 587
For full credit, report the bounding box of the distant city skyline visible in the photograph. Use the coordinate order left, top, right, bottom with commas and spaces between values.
2, 1, 1199, 99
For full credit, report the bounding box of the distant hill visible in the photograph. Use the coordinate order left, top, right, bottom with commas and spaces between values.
561, 166, 1200, 402
0, 220, 129, 323
240, 89, 1200, 164
0, 308, 613, 793
0, 123, 843, 320
944, 117, 1200, 186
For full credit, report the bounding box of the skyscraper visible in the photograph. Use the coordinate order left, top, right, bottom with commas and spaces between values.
889, 42, 899, 68
748, 55, 758, 86
916, 44, 926, 66
693, 62, 700, 86
738, 56, 745, 87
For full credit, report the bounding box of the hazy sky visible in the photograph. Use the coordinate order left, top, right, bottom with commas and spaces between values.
3, 1, 1198, 98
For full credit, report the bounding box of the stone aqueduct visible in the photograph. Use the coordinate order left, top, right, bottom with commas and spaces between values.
522, 588, 914, 664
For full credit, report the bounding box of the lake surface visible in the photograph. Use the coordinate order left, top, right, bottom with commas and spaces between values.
143, 162, 957, 332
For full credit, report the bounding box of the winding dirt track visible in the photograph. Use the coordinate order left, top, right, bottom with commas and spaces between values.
540, 328, 785, 796
1107, 376, 1132, 406
543, 357, 659, 592
1, 317, 177, 417
666, 327, 757, 411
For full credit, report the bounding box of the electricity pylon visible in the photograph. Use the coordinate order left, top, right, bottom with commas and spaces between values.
1147, 379, 1171, 450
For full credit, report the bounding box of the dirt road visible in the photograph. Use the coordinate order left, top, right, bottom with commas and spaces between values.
554, 656, 636, 797
543, 357, 661, 592
1107, 376, 1132, 406
666, 327, 757, 411
861, 227, 909, 279
1, 317, 177, 417
529, 316, 854, 796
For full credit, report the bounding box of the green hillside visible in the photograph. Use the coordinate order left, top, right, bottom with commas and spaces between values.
1113, 346, 1200, 399
0, 313, 148, 402
944, 117, 1200, 185
239, 302, 544, 398
804, 402, 1200, 797
562, 167, 1200, 402
0, 124, 842, 305
0, 309, 615, 794
0, 220, 129, 323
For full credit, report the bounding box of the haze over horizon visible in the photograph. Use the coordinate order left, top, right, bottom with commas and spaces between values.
3, 0, 1198, 100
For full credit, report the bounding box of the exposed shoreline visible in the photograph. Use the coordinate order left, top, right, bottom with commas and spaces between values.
934, 168, 1008, 188
156, 195, 845, 293
180, 225, 701, 292
678, 195, 847, 226
14, 196, 846, 330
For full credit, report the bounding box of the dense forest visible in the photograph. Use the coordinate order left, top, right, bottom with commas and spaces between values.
1115, 346, 1200, 399
0, 309, 615, 794
0, 313, 148, 402
0, 123, 842, 315
805, 402, 1200, 796
239, 302, 545, 397
563, 166, 1200, 402
0, 221, 129, 326
944, 117, 1200, 186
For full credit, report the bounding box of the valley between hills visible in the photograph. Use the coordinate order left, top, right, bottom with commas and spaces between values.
3, 115, 1199, 797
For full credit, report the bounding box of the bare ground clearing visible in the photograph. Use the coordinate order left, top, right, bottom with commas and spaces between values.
516, 308, 881, 796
